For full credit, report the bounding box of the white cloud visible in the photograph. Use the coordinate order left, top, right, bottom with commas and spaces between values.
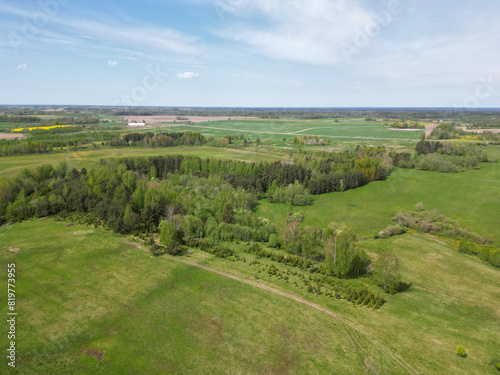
17, 63, 27, 69
0, 4, 203, 61
108, 60, 118, 67
177, 72, 199, 79
214, 0, 374, 65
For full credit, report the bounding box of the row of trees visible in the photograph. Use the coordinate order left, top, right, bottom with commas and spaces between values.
121, 131, 205, 147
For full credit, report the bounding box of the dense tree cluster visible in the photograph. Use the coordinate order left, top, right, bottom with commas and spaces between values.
429, 123, 461, 139
121, 131, 205, 147
267, 180, 311, 206
0, 152, 390, 280
390, 141, 485, 172
0, 115, 41, 123
0, 131, 118, 156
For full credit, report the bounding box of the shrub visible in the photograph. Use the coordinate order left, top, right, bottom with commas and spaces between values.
150, 243, 166, 256
268, 234, 281, 248
456, 346, 467, 358
379, 224, 406, 238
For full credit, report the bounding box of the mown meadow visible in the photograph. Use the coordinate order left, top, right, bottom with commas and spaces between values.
1, 219, 498, 374
256, 161, 500, 243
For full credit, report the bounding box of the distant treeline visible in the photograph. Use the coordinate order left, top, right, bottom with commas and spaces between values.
0, 114, 99, 126
111, 131, 206, 147
0, 131, 203, 157
119, 149, 390, 195
3, 106, 500, 124
0, 131, 118, 156
0, 115, 41, 123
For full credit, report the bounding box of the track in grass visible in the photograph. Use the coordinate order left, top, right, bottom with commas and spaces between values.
163, 118, 424, 142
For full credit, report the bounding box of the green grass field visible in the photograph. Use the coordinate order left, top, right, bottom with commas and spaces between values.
0, 220, 393, 374
162, 118, 424, 142
1, 220, 498, 374
0, 147, 285, 179
256, 162, 500, 243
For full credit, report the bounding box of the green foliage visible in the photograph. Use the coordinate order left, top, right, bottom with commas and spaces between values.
456, 345, 467, 358
371, 253, 403, 294
323, 228, 367, 278
393, 209, 500, 267
268, 233, 281, 248
377, 224, 407, 238
268, 180, 311, 206
185, 238, 234, 258
222, 203, 236, 224
159, 221, 180, 254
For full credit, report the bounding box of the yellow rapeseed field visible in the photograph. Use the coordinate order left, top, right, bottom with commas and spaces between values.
12, 125, 74, 132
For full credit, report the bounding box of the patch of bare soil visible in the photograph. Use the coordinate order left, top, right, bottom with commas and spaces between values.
192, 316, 225, 345
456, 126, 500, 134
81, 348, 105, 361
424, 123, 439, 137
123, 241, 146, 250
124, 115, 258, 125
0, 133, 26, 140
7, 246, 20, 252
72, 230, 94, 235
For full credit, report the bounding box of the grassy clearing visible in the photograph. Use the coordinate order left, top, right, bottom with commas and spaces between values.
256, 162, 500, 243
0, 219, 387, 374
1, 220, 498, 374
180, 234, 500, 374
356, 234, 500, 374
0, 147, 284, 178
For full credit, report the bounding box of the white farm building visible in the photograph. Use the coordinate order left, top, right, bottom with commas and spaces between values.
128, 122, 146, 127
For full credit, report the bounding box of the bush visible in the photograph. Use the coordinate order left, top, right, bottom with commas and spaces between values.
456, 346, 467, 358
150, 243, 166, 256
378, 224, 406, 238
268, 233, 281, 248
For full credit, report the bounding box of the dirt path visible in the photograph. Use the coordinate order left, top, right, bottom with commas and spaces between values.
162, 254, 419, 375
423, 123, 438, 137
124, 240, 418, 374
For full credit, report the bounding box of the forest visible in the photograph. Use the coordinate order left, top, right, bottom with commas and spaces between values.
0, 150, 408, 299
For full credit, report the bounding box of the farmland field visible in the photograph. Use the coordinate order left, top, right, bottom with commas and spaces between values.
162, 118, 424, 142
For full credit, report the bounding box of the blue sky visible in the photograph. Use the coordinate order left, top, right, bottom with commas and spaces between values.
1, 0, 499, 107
